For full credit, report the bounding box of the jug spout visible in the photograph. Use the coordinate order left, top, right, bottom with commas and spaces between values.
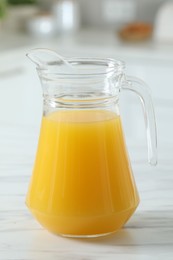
26, 48, 73, 69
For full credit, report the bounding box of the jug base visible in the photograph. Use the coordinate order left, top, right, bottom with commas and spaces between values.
28, 204, 139, 238
59, 230, 119, 239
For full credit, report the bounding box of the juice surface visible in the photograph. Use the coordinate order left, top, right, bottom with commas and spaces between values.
26, 110, 139, 236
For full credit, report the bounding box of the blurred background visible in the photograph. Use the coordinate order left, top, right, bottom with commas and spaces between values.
1, 0, 172, 38
1, 0, 172, 31
0, 0, 173, 163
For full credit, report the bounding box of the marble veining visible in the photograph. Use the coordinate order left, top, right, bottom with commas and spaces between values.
0, 124, 173, 260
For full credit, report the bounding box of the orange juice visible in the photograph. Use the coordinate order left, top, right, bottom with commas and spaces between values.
26, 110, 139, 236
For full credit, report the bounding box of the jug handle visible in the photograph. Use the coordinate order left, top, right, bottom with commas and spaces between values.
121, 75, 157, 166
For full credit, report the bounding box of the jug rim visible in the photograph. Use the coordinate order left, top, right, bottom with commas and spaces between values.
37, 57, 125, 77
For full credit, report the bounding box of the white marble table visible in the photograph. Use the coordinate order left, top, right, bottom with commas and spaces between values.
0, 123, 173, 260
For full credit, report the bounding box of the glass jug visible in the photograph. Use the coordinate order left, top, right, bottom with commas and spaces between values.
26, 51, 157, 238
